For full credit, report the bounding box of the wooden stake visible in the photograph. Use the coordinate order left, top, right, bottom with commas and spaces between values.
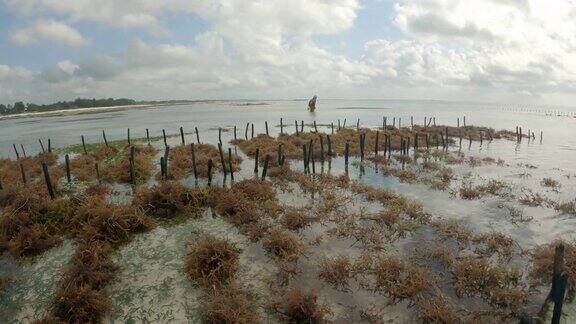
19, 162, 26, 184
295, 120, 299, 135
81, 135, 87, 154
20, 144, 26, 158
39, 139, 46, 153
319, 135, 324, 163
359, 133, 365, 161
103, 130, 109, 147
48, 139, 52, 153
181, 127, 186, 145
280, 118, 284, 135
162, 129, 167, 147
218, 143, 227, 175
262, 155, 270, 180
13, 144, 20, 159
344, 142, 349, 167
375, 131, 379, 156
302, 145, 308, 171
95, 162, 101, 183
245, 123, 250, 140
254, 148, 259, 173
190, 143, 198, 179
228, 148, 234, 181
129, 146, 136, 184
42, 162, 55, 199
327, 135, 332, 156
207, 159, 213, 185
146, 128, 151, 146
65, 154, 71, 183
265, 121, 269, 136
233, 125, 237, 140
127, 128, 131, 145
195, 127, 201, 144
314, 120, 318, 133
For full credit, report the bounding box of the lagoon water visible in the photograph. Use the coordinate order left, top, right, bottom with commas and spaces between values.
2, 99, 576, 322
1, 99, 575, 171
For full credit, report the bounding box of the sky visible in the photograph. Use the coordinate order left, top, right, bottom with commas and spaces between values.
1, 0, 576, 106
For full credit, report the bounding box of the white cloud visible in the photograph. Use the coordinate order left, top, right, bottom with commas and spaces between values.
5, 0, 576, 105
10, 20, 87, 47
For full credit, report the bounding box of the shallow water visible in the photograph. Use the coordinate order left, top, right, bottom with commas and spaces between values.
1, 99, 575, 322
0, 240, 73, 322
1, 99, 575, 172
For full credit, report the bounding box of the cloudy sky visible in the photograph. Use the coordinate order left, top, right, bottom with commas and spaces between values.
1, 0, 576, 105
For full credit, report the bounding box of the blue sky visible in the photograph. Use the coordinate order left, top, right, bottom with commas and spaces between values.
1, 0, 575, 105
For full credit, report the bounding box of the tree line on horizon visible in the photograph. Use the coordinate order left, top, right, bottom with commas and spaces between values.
0, 98, 138, 115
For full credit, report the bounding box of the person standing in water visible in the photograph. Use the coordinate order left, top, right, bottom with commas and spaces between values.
308, 95, 317, 112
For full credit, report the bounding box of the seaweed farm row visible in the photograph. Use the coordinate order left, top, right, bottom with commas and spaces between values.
0, 119, 574, 323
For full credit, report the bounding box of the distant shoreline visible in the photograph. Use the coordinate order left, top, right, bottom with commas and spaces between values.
0, 104, 158, 121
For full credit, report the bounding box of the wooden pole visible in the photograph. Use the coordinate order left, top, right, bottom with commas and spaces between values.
314, 120, 318, 133
307, 140, 313, 168
277, 144, 283, 165
356, 118, 360, 130
39, 139, 46, 153
129, 146, 136, 184
301, 120, 304, 133
551, 243, 565, 299
20, 144, 26, 158
13, 144, 20, 160
280, 118, 284, 135
265, 121, 269, 136
295, 120, 299, 135
207, 159, 213, 186
127, 128, 131, 146
359, 133, 365, 161
19, 163, 26, 184
552, 272, 567, 324
262, 155, 270, 180
245, 123, 250, 140
146, 128, 151, 146
160, 157, 166, 179
218, 143, 227, 175
327, 135, 332, 156
42, 162, 55, 199
103, 130, 109, 147
81, 135, 87, 154
190, 143, 198, 179
331, 122, 334, 135
196, 127, 201, 144
65, 154, 71, 183
375, 131, 379, 156
228, 148, 234, 181
163, 146, 170, 179
233, 125, 237, 140
319, 135, 324, 164
344, 142, 349, 167
48, 139, 52, 153
254, 148, 259, 173
95, 163, 101, 183
162, 129, 167, 147
181, 127, 186, 145
251, 123, 254, 138
302, 145, 308, 171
